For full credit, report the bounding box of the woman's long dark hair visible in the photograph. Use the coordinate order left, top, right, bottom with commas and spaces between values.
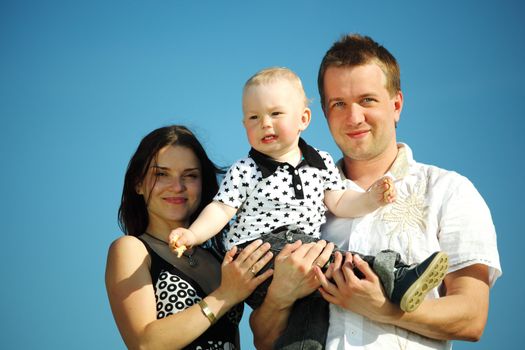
118, 125, 223, 236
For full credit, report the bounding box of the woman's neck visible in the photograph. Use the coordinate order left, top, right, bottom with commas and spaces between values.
145, 219, 189, 242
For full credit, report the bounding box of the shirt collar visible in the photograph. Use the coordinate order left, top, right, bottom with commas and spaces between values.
249, 138, 327, 178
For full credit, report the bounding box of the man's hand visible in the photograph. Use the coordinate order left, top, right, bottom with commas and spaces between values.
268, 240, 335, 306
314, 252, 397, 321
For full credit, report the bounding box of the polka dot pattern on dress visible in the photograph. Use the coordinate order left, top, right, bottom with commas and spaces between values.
155, 270, 201, 319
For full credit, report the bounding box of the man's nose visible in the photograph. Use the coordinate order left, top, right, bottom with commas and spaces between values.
346, 103, 365, 125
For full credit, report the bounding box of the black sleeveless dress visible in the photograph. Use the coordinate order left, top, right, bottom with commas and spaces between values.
140, 239, 244, 350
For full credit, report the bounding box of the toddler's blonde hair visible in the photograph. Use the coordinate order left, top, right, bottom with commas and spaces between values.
243, 67, 309, 107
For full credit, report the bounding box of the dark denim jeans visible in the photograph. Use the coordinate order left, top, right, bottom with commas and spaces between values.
238, 225, 401, 350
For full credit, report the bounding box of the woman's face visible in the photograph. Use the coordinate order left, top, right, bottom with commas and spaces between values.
137, 145, 202, 231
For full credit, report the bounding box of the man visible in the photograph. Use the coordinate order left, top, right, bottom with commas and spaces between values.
250, 34, 501, 349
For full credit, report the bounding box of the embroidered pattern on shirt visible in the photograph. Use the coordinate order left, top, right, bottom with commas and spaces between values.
381, 179, 429, 262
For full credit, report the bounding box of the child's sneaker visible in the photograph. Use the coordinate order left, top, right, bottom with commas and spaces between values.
391, 252, 449, 312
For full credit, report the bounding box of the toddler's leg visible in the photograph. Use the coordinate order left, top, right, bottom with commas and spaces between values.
274, 293, 328, 350
258, 226, 329, 349
240, 226, 321, 310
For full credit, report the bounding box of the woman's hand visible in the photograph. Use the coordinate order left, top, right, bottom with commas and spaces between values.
214, 240, 274, 304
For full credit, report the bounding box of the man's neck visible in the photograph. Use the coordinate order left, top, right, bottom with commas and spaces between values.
343, 145, 399, 189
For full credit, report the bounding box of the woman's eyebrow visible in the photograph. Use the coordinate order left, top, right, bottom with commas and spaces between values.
151, 165, 169, 170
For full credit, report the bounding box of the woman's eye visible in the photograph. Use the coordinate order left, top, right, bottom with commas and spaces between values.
154, 171, 166, 177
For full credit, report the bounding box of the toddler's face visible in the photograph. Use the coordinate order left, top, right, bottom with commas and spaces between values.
242, 79, 310, 162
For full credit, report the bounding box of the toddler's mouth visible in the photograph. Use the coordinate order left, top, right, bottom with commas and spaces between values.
262, 135, 277, 142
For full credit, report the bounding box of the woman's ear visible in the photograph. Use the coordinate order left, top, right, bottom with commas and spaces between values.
135, 182, 144, 195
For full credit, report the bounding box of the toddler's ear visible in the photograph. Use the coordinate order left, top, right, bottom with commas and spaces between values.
300, 107, 312, 131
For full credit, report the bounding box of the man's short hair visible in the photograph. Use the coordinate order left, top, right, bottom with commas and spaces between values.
318, 34, 401, 109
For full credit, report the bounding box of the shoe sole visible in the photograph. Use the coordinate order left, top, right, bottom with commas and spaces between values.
399, 252, 449, 313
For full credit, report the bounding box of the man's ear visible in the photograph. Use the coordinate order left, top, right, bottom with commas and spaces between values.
299, 107, 312, 131
393, 91, 403, 124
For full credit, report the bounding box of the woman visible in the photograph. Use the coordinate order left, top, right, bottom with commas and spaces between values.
105, 125, 274, 349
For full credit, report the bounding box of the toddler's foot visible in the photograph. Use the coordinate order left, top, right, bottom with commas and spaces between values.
391, 252, 449, 312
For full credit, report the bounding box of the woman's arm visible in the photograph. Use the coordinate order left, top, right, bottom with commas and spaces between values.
106, 236, 273, 349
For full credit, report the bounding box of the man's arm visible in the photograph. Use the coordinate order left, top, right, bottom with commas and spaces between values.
250, 240, 334, 349
390, 263, 489, 341
315, 252, 490, 341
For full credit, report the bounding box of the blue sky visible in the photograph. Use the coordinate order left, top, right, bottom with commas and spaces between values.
1, 0, 523, 349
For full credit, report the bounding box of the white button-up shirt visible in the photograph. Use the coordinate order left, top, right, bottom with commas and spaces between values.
322, 144, 501, 350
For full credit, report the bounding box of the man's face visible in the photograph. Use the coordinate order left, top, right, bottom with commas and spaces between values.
322, 63, 402, 162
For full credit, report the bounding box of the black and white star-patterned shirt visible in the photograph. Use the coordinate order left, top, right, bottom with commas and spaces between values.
214, 138, 346, 249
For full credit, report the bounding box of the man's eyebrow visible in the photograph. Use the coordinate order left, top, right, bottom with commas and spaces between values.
326, 97, 344, 104
327, 93, 378, 103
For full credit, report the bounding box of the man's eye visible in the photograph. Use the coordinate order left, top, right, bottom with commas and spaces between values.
331, 101, 345, 109
362, 97, 375, 104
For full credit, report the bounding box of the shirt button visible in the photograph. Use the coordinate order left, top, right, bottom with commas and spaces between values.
296, 184, 302, 190
294, 170, 298, 175
284, 165, 289, 170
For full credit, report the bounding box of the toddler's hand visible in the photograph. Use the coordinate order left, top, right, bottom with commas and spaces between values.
168, 228, 196, 257
369, 176, 396, 206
